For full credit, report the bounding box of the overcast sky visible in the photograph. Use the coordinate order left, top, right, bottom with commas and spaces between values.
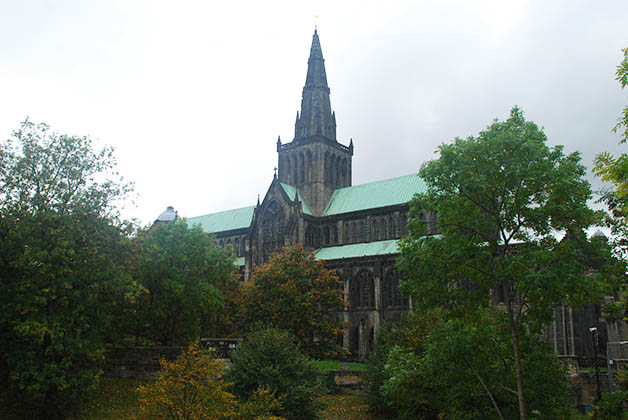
1, 0, 627, 226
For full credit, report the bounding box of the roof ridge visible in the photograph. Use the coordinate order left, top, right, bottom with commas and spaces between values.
335, 173, 420, 191
187, 204, 256, 219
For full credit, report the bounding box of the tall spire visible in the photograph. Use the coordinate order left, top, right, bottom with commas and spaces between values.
294, 29, 336, 142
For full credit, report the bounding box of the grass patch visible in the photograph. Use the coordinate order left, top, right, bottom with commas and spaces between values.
66, 377, 143, 420
319, 394, 379, 420
60, 376, 379, 420
314, 359, 368, 372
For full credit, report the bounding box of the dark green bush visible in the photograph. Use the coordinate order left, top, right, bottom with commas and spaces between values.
226, 325, 321, 420
593, 391, 628, 420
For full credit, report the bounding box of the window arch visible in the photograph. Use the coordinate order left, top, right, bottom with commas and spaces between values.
291, 155, 298, 185
360, 221, 365, 241
389, 218, 396, 239
261, 201, 286, 262
332, 225, 338, 244
352, 223, 358, 244
324, 152, 330, 183
299, 152, 305, 185
353, 270, 375, 308
372, 220, 378, 241
380, 219, 387, 240
344, 223, 350, 244
383, 269, 409, 308
306, 150, 313, 182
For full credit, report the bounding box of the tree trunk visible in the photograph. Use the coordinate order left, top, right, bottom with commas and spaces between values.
507, 304, 527, 420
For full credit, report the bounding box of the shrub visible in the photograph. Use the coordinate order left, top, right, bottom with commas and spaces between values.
593, 391, 628, 420
227, 326, 322, 420
134, 343, 283, 420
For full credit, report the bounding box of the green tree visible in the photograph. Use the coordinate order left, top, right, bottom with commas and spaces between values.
226, 326, 321, 420
365, 311, 440, 419
594, 47, 628, 258
244, 245, 346, 358
131, 219, 233, 345
399, 107, 612, 420
381, 309, 571, 420
0, 119, 138, 419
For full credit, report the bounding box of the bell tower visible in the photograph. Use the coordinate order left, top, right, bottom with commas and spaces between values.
277, 29, 353, 216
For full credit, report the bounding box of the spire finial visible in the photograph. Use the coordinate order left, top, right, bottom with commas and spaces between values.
314, 15, 319, 32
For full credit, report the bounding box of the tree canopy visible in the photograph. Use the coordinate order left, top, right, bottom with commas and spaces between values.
399, 107, 613, 420
0, 120, 139, 419
243, 245, 346, 358
594, 47, 628, 258
130, 219, 233, 345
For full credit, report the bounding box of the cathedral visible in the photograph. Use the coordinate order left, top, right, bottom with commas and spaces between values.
157, 30, 624, 361
156, 30, 430, 359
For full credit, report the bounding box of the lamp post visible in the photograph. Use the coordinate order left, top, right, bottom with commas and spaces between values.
590, 327, 601, 401
606, 340, 628, 392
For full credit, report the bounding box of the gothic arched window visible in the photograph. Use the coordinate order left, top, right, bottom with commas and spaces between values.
332, 225, 338, 244
372, 220, 378, 241
383, 269, 409, 308
389, 218, 396, 239
401, 214, 408, 236
234, 238, 240, 256
306, 150, 313, 182
291, 155, 298, 186
360, 221, 365, 241
380, 219, 387, 240
352, 223, 358, 244
261, 201, 286, 262
344, 223, 350, 244
354, 270, 375, 308
299, 152, 305, 185
324, 152, 330, 183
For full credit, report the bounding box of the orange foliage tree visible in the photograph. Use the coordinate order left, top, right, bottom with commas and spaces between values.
134, 343, 283, 420
244, 245, 346, 358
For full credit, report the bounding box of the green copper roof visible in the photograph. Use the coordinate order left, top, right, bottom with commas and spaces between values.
233, 257, 245, 267
322, 174, 427, 216
281, 183, 313, 215
187, 206, 255, 233
313, 239, 400, 261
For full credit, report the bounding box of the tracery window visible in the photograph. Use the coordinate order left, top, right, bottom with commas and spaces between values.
352, 270, 375, 308
261, 201, 286, 262
383, 269, 409, 308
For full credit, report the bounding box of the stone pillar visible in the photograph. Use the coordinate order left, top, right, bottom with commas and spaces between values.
373, 261, 382, 337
